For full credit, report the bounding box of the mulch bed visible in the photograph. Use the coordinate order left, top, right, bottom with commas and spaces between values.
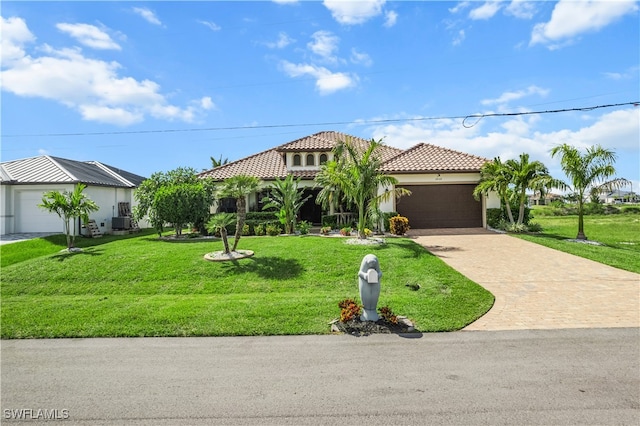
330, 317, 415, 336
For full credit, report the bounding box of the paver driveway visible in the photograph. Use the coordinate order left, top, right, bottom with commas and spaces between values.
409, 228, 640, 331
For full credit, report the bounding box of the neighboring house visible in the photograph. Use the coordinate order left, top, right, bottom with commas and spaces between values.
199, 131, 500, 229
600, 189, 638, 204
0, 155, 146, 235
527, 191, 564, 206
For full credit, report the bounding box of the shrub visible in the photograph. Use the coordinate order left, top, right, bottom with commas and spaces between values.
389, 215, 410, 235
363, 228, 373, 237
382, 212, 398, 233
378, 306, 398, 324
583, 202, 605, 215
505, 223, 528, 233
321, 214, 338, 228
486, 208, 502, 228
254, 223, 266, 236
320, 226, 332, 235
266, 223, 281, 236
338, 299, 361, 323
340, 227, 352, 236
297, 220, 311, 235
622, 205, 640, 214
241, 223, 251, 236
526, 222, 543, 232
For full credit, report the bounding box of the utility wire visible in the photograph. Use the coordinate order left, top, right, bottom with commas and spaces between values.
3, 101, 638, 138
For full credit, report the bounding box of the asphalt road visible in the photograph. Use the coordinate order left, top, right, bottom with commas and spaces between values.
1, 328, 638, 425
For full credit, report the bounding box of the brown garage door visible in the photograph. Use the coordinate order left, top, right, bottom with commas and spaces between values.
396, 184, 482, 228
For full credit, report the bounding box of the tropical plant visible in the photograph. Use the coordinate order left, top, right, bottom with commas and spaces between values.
505, 153, 566, 225
39, 183, 99, 250
473, 157, 516, 225
261, 174, 311, 234
389, 215, 410, 235
206, 213, 236, 254
210, 155, 229, 168
134, 167, 216, 236
153, 181, 212, 237
317, 138, 410, 239
550, 144, 629, 240
218, 174, 261, 251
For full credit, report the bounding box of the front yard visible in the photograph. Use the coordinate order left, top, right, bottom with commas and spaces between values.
516, 212, 640, 273
1, 233, 494, 338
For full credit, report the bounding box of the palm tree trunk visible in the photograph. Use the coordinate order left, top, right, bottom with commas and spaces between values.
503, 196, 515, 224
577, 200, 586, 240
232, 197, 246, 251
64, 217, 72, 249
221, 228, 230, 253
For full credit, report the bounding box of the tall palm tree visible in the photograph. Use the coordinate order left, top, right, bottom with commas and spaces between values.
39, 183, 99, 250
473, 157, 515, 225
328, 138, 410, 239
261, 174, 311, 234
506, 153, 566, 225
218, 174, 261, 251
550, 144, 624, 240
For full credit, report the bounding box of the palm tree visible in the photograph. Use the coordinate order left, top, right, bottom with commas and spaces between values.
210, 155, 229, 168
39, 183, 99, 250
261, 174, 311, 234
550, 144, 624, 240
506, 153, 566, 225
473, 157, 515, 225
206, 213, 236, 254
218, 174, 261, 251
326, 138, 410, 239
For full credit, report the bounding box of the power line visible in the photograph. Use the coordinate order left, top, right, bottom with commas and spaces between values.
3, 101, 638, 138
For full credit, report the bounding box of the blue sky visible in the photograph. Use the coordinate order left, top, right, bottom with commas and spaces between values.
2, 0, 639, 193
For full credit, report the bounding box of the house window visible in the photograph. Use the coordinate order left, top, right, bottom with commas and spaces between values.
319, 154, 328, 165
293, 154, 301, 166
306, 154, 315, 166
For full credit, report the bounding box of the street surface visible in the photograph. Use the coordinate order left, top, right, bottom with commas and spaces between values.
1, 328, 638, 424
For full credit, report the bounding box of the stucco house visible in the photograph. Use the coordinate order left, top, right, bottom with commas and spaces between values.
0, 155, 146, 236
200, 131, 500, 229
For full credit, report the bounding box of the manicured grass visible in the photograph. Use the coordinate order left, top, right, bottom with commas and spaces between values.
515, 212, 640, 273
1, 234, 494, 338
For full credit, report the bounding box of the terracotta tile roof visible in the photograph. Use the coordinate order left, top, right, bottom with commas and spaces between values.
199, 131, 403, 181
381, 143, 489, 173
198, 133, 486, 181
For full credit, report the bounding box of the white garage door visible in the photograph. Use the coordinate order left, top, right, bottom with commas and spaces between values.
16, 190, 64, 233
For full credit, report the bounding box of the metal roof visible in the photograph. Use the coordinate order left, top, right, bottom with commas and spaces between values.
0, 155, 146, 187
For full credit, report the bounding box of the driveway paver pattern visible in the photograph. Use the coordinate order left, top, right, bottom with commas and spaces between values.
409, 228, 640, 331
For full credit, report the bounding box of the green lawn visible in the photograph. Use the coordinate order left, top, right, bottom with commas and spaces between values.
0, 233, 494, 338
516, 211, 640, 273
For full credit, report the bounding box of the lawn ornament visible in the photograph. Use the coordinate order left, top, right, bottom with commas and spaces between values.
358, 254, 381, 321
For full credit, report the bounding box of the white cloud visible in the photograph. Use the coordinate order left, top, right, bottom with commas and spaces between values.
1, 16, 36, 64
280, 60, 357, 95
308, 30, 340, 62
198, 20, 221, 31
481, 85, 549, 106
350, 48, 372, 67
469, 1, 502, 20
367, 107, 639, 182
449, 2, 471, 14
530, 0, 638, 49
603, 66, 639, 80
384, 10, 398, 27
504, 0, 537, 19
56, 23, 121, 50
264, 31, 295, 49
452, 29, 466, 46
1, 18, 210, 126
132, 7, 162, 26
323, 0, 386, 25
199, 96, 214, 110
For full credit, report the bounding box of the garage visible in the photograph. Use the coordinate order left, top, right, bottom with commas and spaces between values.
15, 190, 64, 233
396, 184, 482, 228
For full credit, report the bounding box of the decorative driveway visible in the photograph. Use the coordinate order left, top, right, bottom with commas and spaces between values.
409, 228, 640, 331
